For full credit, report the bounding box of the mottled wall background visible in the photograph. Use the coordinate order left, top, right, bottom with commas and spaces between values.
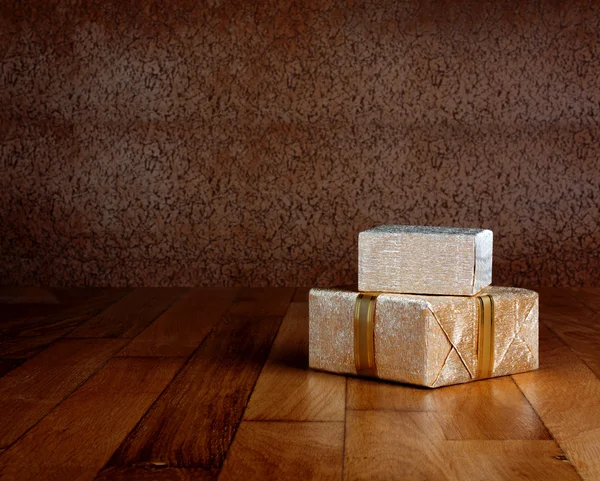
1, 0, 599, 287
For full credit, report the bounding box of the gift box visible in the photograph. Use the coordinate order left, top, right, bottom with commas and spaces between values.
358, 225, 493, 296
309, 286, 538, 388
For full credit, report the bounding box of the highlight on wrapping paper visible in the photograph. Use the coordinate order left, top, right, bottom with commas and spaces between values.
351, 292, 497, 381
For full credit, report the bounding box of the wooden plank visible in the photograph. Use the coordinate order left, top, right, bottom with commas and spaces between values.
0, 339, 128, 448
344, 410, 579, 481
533, 288, 600, 378
0, 304, 63, 327
0, 288, 129, 336
244, 302, 345, 421
542, 295, 600, 380
118, 288, 238, 357
444, 440, 579, 480
0, 357, 184, 481
347, 375, 550, 440
544, 318, 600, 380
348, 377, 438, 412
536, 287, 581, 307
104, 314, 283, 469
513, 325, 600, 480
520, 287, 598, 378
0, 358, 25, 377
227, 287, 294, 317
69, 288, 187, 339
95, 467, 216, 481
0, 335, 69, 359
569, 288, 600, 314
0, 289, 129, 358
537, 287, 594, 323
433, 378, 551, 441
219, 421, 344, 481
0, 287, 59, 304
344, 410, 451, 480
49, 288, 130, 305
292, 287, 311, 302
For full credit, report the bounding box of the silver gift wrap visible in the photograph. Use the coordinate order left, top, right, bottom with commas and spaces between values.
358, 225, 493, 296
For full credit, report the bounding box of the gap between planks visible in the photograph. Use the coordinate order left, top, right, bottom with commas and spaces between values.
95, 287, 294, 477
0, 339, 129, 449
0, 288, 131, 359
0, 357, 185, 481
513, 324, 600, 481
68, 288, 187, 339
117, 288, 239, 357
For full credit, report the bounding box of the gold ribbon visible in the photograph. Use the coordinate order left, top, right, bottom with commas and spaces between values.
354, 293, 378, 376
477, 294, 495, 379
354, 292, 495, 381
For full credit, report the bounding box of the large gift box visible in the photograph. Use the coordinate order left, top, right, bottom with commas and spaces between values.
359, 225, 493, 296
309, 286, 538, 388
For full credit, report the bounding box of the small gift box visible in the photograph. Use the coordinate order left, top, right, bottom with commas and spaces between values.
309, 286, 538, 388
358, 225, 493, 296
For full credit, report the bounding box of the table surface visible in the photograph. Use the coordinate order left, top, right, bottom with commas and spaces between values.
0, 286, 598, 481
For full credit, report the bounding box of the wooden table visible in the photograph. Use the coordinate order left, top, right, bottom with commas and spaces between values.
0, 286, 599, 480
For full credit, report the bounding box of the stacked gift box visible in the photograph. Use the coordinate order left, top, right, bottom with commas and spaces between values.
309, 225, 539, 388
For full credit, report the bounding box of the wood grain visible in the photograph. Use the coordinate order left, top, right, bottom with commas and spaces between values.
104, 315, 284, 469
227, 287, 294, 317
292, 287, 311, 302
0, 358, 25, 377
545, 317, 600, 380
0, 287, 59, 304
244, 302, 346, 421
569, 288, 600, 314
543, 311, 600, 381
344, 410, 578, 481
444, 440, 580, 481
344, 410, 450, 480
219, 421, 344, 481
347, 376, 550, 440
0, 289, 130, 335
0, 304, 64, 329
513, 325, 600, 480
0, 339, 127, 448
69, 288, 187, 339
537, 287, 594, 323
433, 379, 551, 441
0, 357, 184, 481
536, 287, 600, 380
118, 288, 238, 357
0, 288, 129, 358
535, 287, 600, 377
0, 335, 71, 360
95, 467, 217, 481
49, 288, 130, 305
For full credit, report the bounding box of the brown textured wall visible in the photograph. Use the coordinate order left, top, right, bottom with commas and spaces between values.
1, 0, 599, 287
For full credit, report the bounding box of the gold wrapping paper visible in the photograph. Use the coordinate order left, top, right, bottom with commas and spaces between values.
309, 286, 538, 388
358, 225, 493, 296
